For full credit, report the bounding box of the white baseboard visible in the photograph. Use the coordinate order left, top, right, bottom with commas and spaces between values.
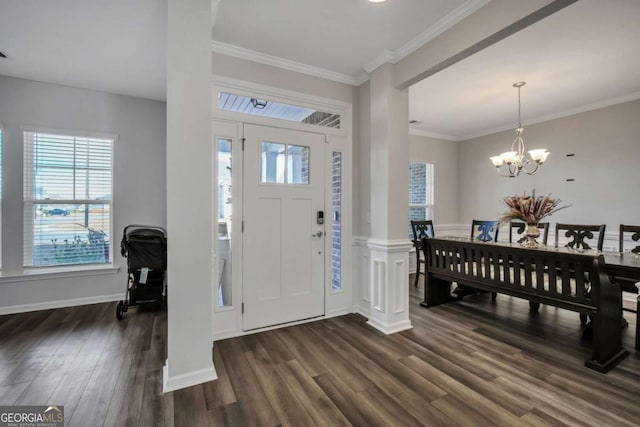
0, 293, 123, 316
213, 310, 352, 341
352, 304, 370, 318
162, 360, 218, 393
366, 317, 413, 335
326, 307, 351, 318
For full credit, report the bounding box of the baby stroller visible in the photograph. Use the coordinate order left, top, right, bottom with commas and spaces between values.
116, 225, 167, 320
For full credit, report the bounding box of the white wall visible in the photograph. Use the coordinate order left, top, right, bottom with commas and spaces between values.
410, 134, 459, 226
457, 99, 640, 242
0, 76, 166, 311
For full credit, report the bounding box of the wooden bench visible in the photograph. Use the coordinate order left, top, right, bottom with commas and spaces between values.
420, 237, 629, 372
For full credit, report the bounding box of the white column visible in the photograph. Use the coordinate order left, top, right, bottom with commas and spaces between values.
164, 0, 217, 392
366, 63, 412, 334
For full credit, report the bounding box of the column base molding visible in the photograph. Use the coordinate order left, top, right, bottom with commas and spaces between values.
366, 238, 413, 334
162, 359, 217, 393
367, 317, 412, 335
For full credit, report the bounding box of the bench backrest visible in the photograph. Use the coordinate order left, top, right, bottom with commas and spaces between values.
423, 238, 615, 314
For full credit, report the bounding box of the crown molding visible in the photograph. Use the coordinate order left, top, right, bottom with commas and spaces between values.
409, 127, 462, 142
395, 0, 491, 62
211, 0, 489, 84
363, 50, 396, 74
362, 0, 490, 74
457, 90, 640, 141
212, 40, 363, 86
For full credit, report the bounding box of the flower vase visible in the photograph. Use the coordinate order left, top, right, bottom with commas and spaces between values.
523, 224, 540, 248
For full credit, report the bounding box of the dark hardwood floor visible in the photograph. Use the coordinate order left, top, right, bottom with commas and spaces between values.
1, 277, 639, 426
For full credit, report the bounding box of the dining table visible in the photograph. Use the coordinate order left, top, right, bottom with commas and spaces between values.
423, 236, 640, 351
601, 251, 640, 294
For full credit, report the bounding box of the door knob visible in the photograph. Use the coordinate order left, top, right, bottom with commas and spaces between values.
312, 231, 324, 237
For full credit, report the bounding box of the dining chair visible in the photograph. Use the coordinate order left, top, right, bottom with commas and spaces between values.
619, 224, 640, 254
555, 223, 606, 251
410, 220, 434, 287
509, 221, 550, 245
471, 219, 499, 242
454, 219, 499, 299
555, 223, 606, 325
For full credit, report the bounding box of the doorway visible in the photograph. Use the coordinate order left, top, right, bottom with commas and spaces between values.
242, 124, 326, 330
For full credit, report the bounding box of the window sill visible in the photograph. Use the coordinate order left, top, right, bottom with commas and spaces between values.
0, 264, 120, 284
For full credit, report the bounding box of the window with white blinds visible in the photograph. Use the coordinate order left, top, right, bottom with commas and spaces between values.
23, 130, 113, 267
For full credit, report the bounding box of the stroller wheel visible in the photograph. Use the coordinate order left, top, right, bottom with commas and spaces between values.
116, 301, 125, 320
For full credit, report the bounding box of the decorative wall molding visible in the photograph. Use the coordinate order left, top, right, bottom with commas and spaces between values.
212, 41, 367, 86
366, 238, 413, 252
409, 127, 463, 142
0, 293, 122, 316
372, 260, 385, 313
363, 51, 396, 75
394, 0, 491, 62
352, 236, 369, 246
458, 90, 640, 141
212, 0, 489, 85
363, 0, 490, 74
367, 242, 412, 335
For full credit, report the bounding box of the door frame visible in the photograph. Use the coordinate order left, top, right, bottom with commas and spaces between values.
211, 76, 353, 340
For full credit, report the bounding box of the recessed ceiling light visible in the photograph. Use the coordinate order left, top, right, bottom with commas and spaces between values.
369, 0, 386, 3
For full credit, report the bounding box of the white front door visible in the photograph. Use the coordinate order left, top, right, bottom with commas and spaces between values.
242, 124, 325, 330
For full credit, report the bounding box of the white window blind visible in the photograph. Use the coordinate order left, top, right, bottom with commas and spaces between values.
23, 130, 113, 267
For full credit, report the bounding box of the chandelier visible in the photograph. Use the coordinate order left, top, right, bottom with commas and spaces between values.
489, 82, 549, 177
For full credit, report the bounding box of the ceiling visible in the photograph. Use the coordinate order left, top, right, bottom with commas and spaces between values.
212, 0, 474, 80
409, 0, 640, 140
1, 0, 638, 140
0, 0, 167, 101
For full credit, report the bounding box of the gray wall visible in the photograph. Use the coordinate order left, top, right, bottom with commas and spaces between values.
356, 81, 371, 237
457, 99, 640, 238
0, 76, 166, 310
409, 134, 459, 226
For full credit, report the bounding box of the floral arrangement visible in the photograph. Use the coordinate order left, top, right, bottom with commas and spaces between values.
500, 189, 570, 225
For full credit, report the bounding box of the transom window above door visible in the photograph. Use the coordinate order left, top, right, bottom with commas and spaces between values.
261, 141, 310, 185
218, 92, 341, 129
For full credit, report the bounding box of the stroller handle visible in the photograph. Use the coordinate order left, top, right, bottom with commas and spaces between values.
123, 224, 167, 237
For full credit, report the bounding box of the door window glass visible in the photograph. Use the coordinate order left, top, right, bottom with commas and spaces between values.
261, 142, 311, 185
261, 142, 286, 184
287, 145, 310, 184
